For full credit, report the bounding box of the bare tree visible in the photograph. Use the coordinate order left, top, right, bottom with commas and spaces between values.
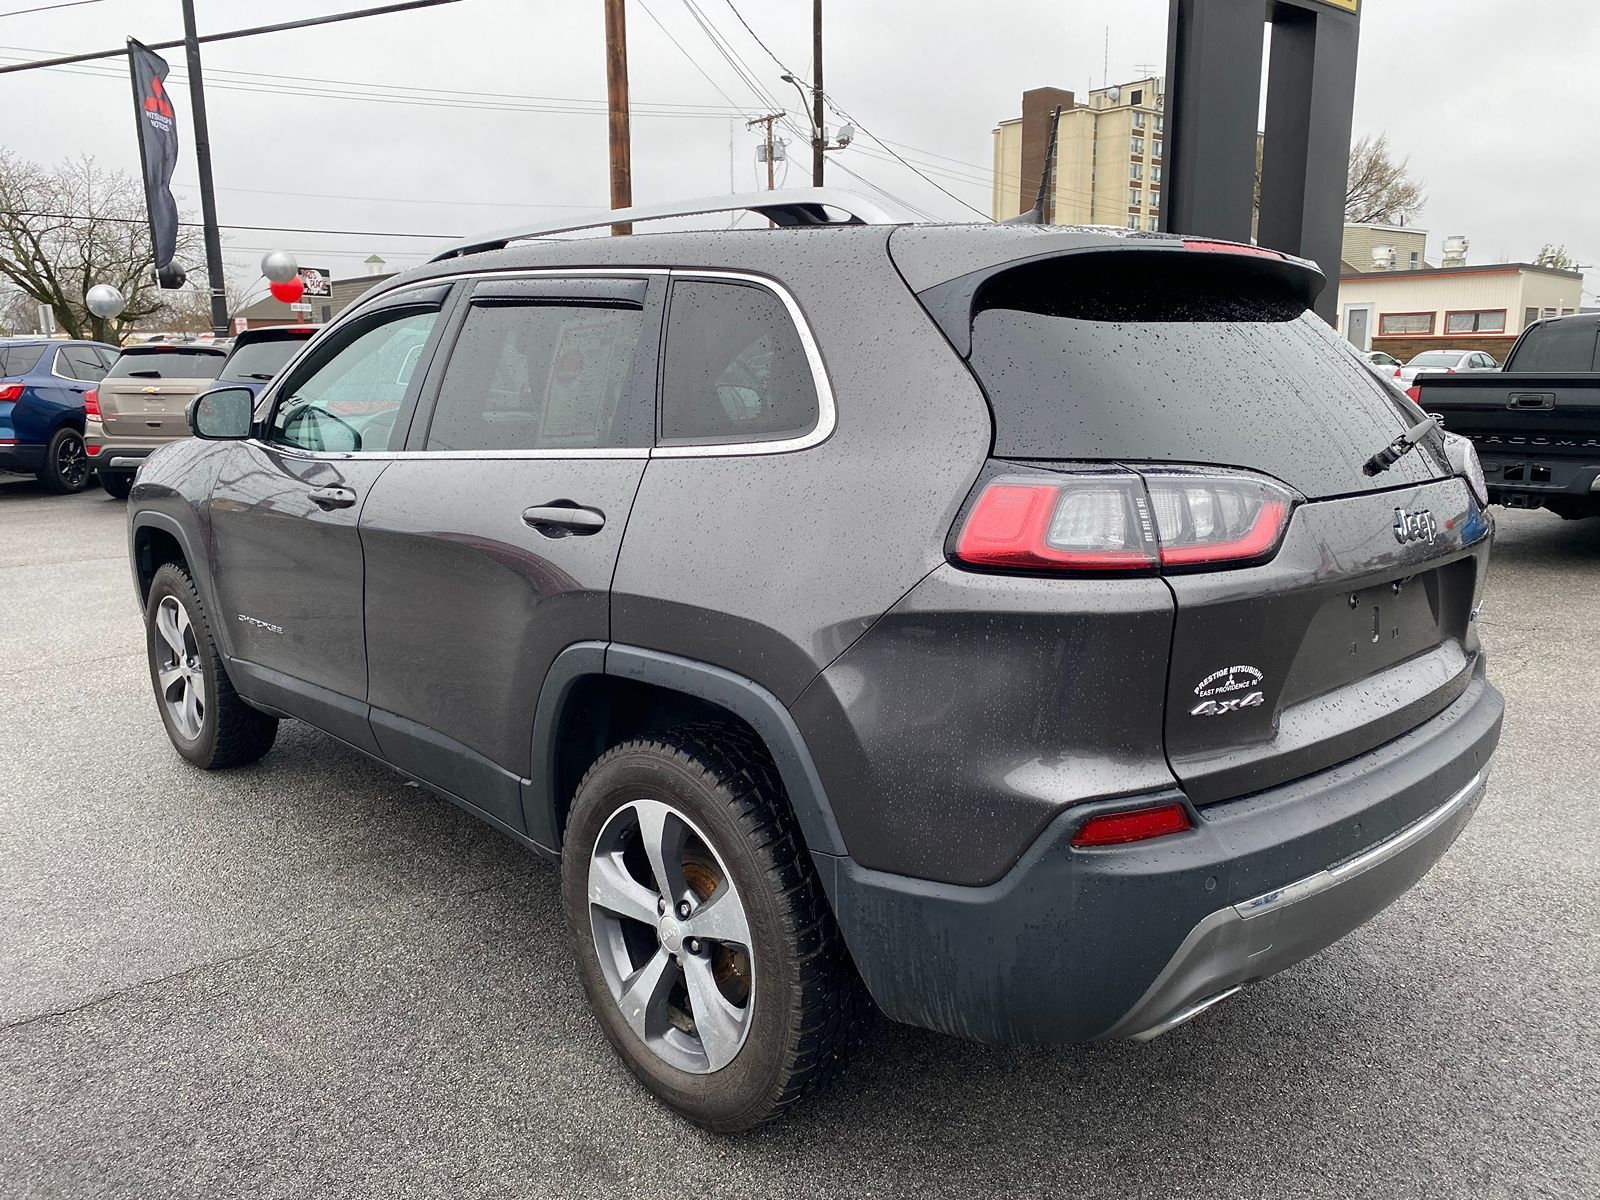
1345, 134, 1427, 226
1534, 243, 1577, 271
0, 285, 41, 335
0, 151, 198, 344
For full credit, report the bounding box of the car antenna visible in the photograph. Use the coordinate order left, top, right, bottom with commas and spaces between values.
1002, 105, 1064, 226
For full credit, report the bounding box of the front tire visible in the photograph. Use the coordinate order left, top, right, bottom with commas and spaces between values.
561, 726, 869, 1132
37, 426, 91, 493
145, 563, 278, 768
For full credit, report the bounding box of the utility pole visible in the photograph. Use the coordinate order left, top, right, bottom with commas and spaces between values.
603, 0, 631, 234
747, 113, 782, 192
179, 0, 227, 336
811, 0, 824, 186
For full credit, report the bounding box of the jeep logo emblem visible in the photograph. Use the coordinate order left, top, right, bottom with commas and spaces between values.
1393, 507, 1437, 545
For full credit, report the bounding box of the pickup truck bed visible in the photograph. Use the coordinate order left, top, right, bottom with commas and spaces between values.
1418, 314, 1600, 519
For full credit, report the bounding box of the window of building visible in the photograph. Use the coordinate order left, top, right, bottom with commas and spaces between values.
1155, 114, 1164, 133
1409, 251, 1420, 269
1146, 214, 1159, 232
1148, 190, 1160, 209
1132, 111, 1145, 130
1524, 307, 1541, 329
1131, 136, 1145, 156
1128, 187, 1143, 207
426, 302, 643, 452
1129, 162, 1143, 181
1444, 310, 1506, 335
1130, 89, 1143, 106
1379, 312, 1435, 335
1151, 165, 1162, 185
1152, 139, 1163, 159
660, 280, 819, 445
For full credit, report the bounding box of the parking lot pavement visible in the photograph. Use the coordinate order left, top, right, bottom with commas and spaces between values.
0, 474, 1595, 1200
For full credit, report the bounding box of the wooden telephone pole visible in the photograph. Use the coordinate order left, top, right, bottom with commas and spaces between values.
603, 0, 631, 234
811, 0, 824, 186
747, 113, 784, 192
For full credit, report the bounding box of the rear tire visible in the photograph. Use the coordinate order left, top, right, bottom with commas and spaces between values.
36, 427, 91, 494
561, 725, 870, 1132
145, 563, 278, 769
98, 471, 134, 500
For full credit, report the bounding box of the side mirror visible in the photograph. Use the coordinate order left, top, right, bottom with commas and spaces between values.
188, 387, 254, 440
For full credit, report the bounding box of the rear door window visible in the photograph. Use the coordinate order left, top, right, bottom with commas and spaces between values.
964, 253, 1446, 499
63, 346, 109, 382
105, 350, 225, 379
0, 345, 45, 376
223, 337, 308, 382
425, 298, 645, 452
1510, 321, 1599, 372
659, 280, 818, 445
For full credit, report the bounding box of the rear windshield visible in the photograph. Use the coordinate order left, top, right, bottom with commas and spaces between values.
965, 254, 1445, 499
1407, 351, 1463, 368
0, 345, 45, 376
1509, 320, 1599, 372
222, 337, 308, 381
105, 349, 225, 380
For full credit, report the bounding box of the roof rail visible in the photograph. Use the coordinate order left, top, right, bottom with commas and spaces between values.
429, 187, 921, 261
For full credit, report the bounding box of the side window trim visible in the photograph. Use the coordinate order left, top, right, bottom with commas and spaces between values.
653, 270, 835, 458
253, 282, 461, 457
400, 272, 663, 457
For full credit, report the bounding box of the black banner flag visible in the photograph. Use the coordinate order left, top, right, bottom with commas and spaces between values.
127, 39, 179, 270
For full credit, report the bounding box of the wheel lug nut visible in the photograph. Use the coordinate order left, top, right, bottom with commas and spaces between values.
657, 897, 667, 915
686, 938, 702, 954
676, 901, 691, 918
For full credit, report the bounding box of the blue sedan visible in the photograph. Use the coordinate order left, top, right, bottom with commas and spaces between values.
0, 338, 118, 492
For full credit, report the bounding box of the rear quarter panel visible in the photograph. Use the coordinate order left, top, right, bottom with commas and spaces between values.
610, 233, 993, 705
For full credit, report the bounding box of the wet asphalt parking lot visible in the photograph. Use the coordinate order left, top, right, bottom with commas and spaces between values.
0, 476, 1595, 1199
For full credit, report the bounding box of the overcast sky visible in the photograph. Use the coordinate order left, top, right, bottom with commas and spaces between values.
2, 0, 1596, 302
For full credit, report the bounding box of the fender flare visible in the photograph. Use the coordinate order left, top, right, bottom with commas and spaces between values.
523, 642, 847, 860
127, 511, 231, 655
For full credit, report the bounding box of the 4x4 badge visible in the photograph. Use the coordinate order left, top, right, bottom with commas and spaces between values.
1190, 665, 1265, 717
1393, 507, 1437, 545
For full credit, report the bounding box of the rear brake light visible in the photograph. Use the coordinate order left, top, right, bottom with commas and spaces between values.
86, 443, 101, 456
1405, 385, 1421, 403
1071, 802, 1192, 847
0, 384, 21, 402
1182, 239, 1283, 260
84, 388, 101, 419
954, 469, 1295, 574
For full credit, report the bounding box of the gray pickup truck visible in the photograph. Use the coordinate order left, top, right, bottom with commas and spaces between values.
1418, 312, 1600, 519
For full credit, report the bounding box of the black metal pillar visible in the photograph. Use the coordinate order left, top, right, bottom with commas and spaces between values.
180, 0, 228, 336
1161, 0, 1267, 247
1163, 0, 1363, 323
1258, 5, 1360, 322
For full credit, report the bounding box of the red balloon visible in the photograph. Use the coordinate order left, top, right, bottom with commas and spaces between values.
269, 276, 305, 304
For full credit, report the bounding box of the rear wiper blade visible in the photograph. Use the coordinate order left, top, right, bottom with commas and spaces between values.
1364, 413, 1440, 477
242, 372, 275, 380
125, 369, 162, 378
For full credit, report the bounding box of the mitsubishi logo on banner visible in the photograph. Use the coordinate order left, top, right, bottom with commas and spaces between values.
127, 39, 180, 270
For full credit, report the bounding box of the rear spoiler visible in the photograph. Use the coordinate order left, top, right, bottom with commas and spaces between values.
895, 233, 1325, 359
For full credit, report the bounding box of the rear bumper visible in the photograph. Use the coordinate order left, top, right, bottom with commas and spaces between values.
1479, 451, 1600, 503
817, 659, 1502, 1043
85, 438, 158, 475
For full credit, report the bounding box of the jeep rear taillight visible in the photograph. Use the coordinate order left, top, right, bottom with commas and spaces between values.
954, 468, 1296, 574
84, 388, 101, 419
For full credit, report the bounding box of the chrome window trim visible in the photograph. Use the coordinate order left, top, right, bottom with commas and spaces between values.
247, 266, 835, 462
652, 269, 835, 458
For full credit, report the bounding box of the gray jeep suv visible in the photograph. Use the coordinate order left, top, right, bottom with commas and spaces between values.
127, 190, 1503, 1131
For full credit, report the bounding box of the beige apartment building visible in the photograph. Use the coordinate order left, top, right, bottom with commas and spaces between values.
992, 78, 1166, 229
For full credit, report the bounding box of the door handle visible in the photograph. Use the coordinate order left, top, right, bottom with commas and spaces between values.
522, 502, 605, 537
308, 485, 357, 510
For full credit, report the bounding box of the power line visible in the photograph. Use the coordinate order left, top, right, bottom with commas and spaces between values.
677, 0, 785, 115
0, 0, 107, 19
634, 0, 749, 115
0, 0, 466, 75
13, 210, 458, 239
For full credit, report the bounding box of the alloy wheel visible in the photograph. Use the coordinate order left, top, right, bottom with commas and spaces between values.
587, 797, 756, 1074
55, 432, 88, 490
154, 595, 205, 740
